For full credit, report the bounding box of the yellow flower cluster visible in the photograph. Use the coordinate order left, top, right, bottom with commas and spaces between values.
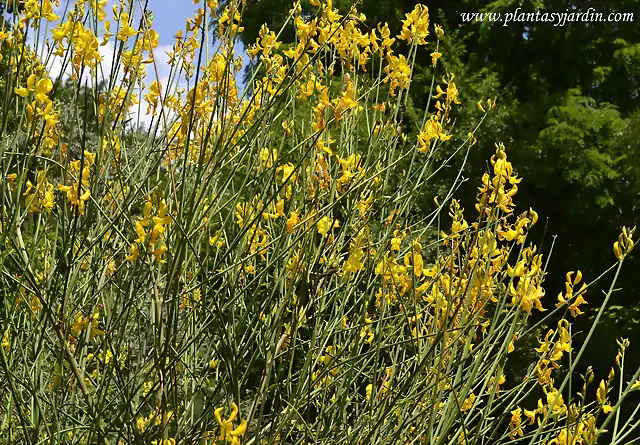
136, 409, 175, 434
613, 226, 635, 261
398, 4, 430, 45
23, 171, 55, 213
127, 195, 173, 263
57, 151, 96, 215
210, 402, 247, 445
69, 309, 104, 342
17, 0, 59, 25
15, 72, 61, 155
50, 4, 104, 75
556, 271, 588, 317
477, 142, 522, 216
1, 330, 10, 353
417, 116, 451, 152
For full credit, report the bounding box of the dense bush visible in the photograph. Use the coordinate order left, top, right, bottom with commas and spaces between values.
0, 1, 638, 444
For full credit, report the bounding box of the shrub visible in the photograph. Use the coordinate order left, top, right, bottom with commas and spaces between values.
0, 1, 637, 444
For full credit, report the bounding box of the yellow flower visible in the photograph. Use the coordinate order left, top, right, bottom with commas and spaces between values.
209, 232, 226, 248
446, 80, 461, 105
106, 261, 116, 276
90, 0, 108, 21
430, 51, 441, 66
398, 4, 430, 45
151, 439, 176, 445
263, 199, 285, 219
317, 215, 338, 237
259, 148, 278, 169
35, 78, 53, 102
15, 74, 38, 97
286, 211, 300, 233
366, 383, 373, 399
344, 247, 365, 273
214, 403, 247, 445
24, 171, 55, 214
613, 226, 635, 260
57, 184, 91, 214
317, 139, 333, 156
15, 87, 29, 97
523, 408, 536, 424
460, 392, 475, 412
509, 408, 524, 439
556, 271, 588, 317
282, 119, 294, 136
507, 332, 518, 353
154, 244, 168, 262
384, 54, 411, 96
276, 163, 297, 198
597, 379, 613, 413
417, 116, 451, 152
117, 13, 139, 41
40, 0, 59, 21
333, 80, 359, 120
568, 295, 587, 317
136, 416, 149, 432
126, 244, 140, 262
545, 387, 567, 416
6, 173, 17, 191
145, 81, 162, 115
1, 330, 9, 352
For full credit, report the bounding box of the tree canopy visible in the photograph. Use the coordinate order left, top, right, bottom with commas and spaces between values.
233, 0, 640, 400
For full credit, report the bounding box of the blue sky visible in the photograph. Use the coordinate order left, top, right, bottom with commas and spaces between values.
146, 0, 195, 46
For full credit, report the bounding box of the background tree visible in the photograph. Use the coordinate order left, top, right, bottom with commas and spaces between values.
232, 0, 640, 410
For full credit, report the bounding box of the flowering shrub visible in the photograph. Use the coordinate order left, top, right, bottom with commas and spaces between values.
0, 1, 638, 444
